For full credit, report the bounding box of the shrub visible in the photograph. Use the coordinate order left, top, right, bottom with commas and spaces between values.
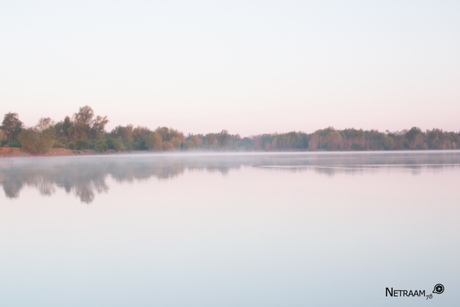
162, 141, 174, 151
75, 139, 89, 150
6, 140, 22, 148
94, 140, 108, 152
17, 129, 53, 154
53, 137, 68, 148
112, 137, 126, 151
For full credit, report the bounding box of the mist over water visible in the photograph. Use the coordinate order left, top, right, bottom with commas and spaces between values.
0, 151, 459, 306
1, 151, 460, 204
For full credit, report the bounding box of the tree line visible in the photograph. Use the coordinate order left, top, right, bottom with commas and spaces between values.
1, 106, 459, 154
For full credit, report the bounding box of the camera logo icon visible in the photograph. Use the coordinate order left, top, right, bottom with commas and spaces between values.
432, 284, 444, 294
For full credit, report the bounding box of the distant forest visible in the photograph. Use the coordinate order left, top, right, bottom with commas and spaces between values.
1, 106, 459, 154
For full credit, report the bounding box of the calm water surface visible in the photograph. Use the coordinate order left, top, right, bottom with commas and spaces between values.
0, 151, 459, 306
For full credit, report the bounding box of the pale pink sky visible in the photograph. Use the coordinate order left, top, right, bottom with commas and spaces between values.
1, 0, 459, 136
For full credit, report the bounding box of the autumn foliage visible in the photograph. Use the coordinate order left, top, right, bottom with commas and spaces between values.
1, 106, 459, 155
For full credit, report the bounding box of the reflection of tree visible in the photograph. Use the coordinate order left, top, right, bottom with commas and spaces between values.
1, 161, 110, 204
1, 152, 459, 203
2, 174, 23, 198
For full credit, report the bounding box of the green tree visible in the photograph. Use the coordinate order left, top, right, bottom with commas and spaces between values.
54, 116, 73, 140
112, 137, 126, 151
94, 140, 108, 152
2, 113, 23, 141
53, 137, 68, 148
75, 139, 90, 150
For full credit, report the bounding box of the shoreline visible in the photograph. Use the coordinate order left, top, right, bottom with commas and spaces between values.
2, 147, 460, 159
0, 147, 101, 158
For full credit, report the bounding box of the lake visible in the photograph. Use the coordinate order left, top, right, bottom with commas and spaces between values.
0, 151, 459, 306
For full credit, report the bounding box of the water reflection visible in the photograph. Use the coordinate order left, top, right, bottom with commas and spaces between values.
1, 151, 459, 203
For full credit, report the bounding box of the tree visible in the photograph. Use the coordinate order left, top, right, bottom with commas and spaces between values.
155, 127, 185, 143
2, 113, 23, 141
36, 117, 55, 132
74, 106, 94, 127
384, 136, 395, 150
17, 130, 52, 154
170, 136, 182, 149
54, 137, 68, 148
90, 115, 109, 140
205, 133, 218, 146
217, 130, 231, 147
75, 139, 90, 150
70, 106, 92, 140
94, 140, 108, 152
133, 126, 150, 142
324, 131, 342, 150
111, 125, 134, 143
17, 117, 55, 154
112, 137, 126, 151
145, 132, 162, 151
162, 141, 174, 151
309, 135, 319, 150
182, 140, 195, 150
0, 129, 6, 143
191, 136, 202, 146
69, 106, 108, 141
405, 127, 425, 149
17, 129, 41, 153
271, 137, 278, 149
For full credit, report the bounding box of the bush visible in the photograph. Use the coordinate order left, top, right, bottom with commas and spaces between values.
105, 138, 115, 150
53, 137, 68, 148
94, 140, 108, 152
112, 137, 126, 151
131, 141, 146, 150
75, 139, 89, 150
6, 140, 21, 148
162, 141, 174, 151
17, 129, 53, 154
181, 140, 195, 150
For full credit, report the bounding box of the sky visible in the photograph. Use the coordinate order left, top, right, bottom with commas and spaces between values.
1, 0, 459, 136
